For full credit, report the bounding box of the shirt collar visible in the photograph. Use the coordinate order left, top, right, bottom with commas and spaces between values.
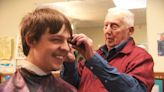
100, 37, 132, 55
115, 37, 132, 51
22, 60, 48, 76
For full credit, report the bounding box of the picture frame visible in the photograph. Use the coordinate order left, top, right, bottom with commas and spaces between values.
157, 32, 164, 56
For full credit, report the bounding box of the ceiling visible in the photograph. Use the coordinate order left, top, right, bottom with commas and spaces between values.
38, 0, 146, 28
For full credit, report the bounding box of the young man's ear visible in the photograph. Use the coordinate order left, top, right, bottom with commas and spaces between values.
128, 27, 134, 35
25, 36, 37, 47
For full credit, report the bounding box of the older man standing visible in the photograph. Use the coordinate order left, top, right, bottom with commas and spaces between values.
62, 7, 154, 92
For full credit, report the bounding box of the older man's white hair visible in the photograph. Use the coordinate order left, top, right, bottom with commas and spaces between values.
106, 7, 134, 27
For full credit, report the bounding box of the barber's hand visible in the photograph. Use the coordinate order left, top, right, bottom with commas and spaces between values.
71, 34, 96, 60
64, 48, 76, 62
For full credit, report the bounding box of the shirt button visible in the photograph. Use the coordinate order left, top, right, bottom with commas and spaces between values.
90, 66, 93, 70
104, 80, 108, 83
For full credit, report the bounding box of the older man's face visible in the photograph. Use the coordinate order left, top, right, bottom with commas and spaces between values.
103, 14, 133, 50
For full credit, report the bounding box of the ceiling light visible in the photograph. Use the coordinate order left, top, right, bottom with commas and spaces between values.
113, 0, 147, 9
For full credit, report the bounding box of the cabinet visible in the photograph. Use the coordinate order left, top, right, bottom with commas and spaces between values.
153, 72, 164, 92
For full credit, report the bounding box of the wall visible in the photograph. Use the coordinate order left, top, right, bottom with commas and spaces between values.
0, 0, 64, 38
76, 26, 104, 50
133, 24, 147, 46
147, 0, 164, 72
